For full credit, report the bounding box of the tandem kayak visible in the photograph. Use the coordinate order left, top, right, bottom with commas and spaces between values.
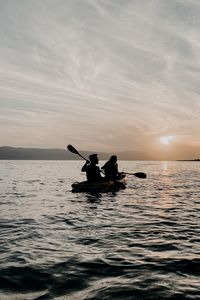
71, 175, 128, 193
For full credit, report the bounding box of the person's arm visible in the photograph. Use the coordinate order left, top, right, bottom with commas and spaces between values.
101, 161, 108, 170
81, 161, 90, 172
115, 163, 119, 174
97, 166, 104, 179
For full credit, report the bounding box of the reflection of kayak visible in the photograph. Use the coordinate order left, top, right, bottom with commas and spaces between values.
71, 175, 128, 193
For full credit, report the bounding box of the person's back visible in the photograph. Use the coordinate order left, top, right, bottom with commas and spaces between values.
101, 155, 119, 180
81, 154, 103, 183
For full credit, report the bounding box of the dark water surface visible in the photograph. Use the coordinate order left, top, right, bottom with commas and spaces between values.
0, 161, 200, 300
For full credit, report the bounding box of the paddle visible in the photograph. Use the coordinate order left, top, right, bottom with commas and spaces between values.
123, 172, 147, 179
67, 144, 88, 161
67, 145, 147, 179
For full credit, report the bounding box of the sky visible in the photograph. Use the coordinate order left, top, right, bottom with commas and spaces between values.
0, 0, 200, 159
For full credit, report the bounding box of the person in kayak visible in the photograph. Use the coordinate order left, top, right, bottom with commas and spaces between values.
101, 155, 122, 180
81, 154, 104, 183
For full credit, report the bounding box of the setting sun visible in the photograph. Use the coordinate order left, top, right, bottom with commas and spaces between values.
160, 136, 175, 145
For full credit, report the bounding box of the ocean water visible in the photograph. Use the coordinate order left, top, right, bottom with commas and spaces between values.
0, 160, 200, 300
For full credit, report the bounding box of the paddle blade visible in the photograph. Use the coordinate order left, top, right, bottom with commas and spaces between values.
67, 144, 79, 155
134, 172, 147, 179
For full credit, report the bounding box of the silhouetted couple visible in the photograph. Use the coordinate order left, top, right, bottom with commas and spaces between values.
81, 154, 122, 183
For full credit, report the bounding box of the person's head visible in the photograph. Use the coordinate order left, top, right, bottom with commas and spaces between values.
89, 154, 99, 164
109, 155, 117, 163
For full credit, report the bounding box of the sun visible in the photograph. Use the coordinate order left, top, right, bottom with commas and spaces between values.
160, 136, 175, 145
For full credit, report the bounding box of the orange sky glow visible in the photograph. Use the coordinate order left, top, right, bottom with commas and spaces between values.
0, 1, 199, 160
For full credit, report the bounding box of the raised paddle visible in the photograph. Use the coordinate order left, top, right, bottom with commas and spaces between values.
67, 145, 147, 179
67, 144, 88, 161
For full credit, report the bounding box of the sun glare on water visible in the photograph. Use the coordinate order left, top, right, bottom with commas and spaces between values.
160, 136, 175, 145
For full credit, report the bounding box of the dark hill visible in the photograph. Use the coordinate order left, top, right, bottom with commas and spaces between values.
0, 146, 153, 160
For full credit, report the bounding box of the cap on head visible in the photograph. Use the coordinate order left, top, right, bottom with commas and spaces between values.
89, 154, 98, 163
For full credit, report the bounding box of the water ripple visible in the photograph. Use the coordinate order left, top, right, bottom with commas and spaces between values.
0, 161, 200, 299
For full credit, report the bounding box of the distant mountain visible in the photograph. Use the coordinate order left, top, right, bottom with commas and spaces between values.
0, 146, 80, 160
0, 146, 153, 160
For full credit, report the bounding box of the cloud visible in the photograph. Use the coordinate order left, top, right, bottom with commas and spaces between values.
0, 0, 199, 155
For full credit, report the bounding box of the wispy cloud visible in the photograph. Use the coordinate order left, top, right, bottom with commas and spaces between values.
0, 0, 199, 154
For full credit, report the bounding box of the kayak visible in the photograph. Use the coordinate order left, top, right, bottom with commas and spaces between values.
71, 175, 127, 193
71, 175, 128, 193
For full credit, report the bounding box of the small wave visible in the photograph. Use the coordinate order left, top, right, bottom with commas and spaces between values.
166, 258, 200, 276
24, 180, 41, 184
143, 257, 200, 276
76, 237, 99, 246
0, 266, 52, 293
129, 241, 179, 252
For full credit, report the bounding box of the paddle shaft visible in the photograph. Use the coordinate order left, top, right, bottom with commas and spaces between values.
77, 152, 88, 161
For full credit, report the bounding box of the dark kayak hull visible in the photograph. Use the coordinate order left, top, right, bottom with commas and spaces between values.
71, 176, 128, 193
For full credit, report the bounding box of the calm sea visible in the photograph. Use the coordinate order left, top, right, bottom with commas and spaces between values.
0, 160, 200, 300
